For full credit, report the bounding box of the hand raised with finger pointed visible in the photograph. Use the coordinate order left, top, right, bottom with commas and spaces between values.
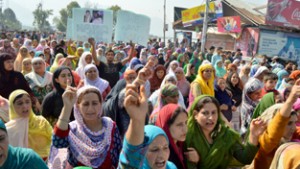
124, 84, 148, 122
62, 79, 77, 108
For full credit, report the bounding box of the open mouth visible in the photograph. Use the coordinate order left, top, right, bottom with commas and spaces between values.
22, 110, 29, 115
155, 160, 166, 168
206, 121, 215, 127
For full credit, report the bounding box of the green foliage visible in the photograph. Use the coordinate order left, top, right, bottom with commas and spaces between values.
0, 8, 22, 31
108, 5, 121, 26
53, 1, 80, 32
33, 3, 53, 32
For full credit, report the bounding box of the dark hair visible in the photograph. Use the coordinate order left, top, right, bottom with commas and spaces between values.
77, 88, 102, 104
105, 49, 115, 55
209, 46, 215, 50
0, 53, 14, 73
193, 96, 220, 116
13, 94, 30, 104
263, 72, 278, 82
167, 106, 187, 126
53, 66, 75, 94
285, 78, 295, 84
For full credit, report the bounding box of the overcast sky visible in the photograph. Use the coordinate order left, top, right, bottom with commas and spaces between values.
3, 0, 268, 37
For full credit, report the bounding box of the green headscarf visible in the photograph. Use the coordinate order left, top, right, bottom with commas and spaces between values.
189, 52, 202, 73
252, 92, 275, 119
214, 60, 226, 78
177, 54, 186, 67
185, 95, 240, 169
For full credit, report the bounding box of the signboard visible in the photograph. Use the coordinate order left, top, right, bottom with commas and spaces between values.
71, 8, 113, 42
205, 34, 235, 51
258, 30, 300, 66
266, 0, 300, 29
174, 7, 187, 22
235, 28, 260, 57
217, 16, 241, 33
114, 10, 150, 46
66, 18, 73, 40
176, 32, 192, 47
181, 0, 223, 27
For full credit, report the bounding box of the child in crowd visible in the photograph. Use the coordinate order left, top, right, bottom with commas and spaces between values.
261, 72, 279, 97
214, 78, 235, 122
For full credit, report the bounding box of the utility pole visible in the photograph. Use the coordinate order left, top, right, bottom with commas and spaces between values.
163, 0, 166, 44
200, 0, 209, 53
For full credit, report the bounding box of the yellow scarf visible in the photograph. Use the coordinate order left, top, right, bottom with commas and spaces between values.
194, 63, 215, 96
7, 90, 52, 158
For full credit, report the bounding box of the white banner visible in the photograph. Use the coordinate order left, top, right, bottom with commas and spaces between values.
114, 10, 150, 46
71, 8, 113, 42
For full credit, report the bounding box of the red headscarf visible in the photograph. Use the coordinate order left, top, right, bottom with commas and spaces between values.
149, 65, 166, 92
155, 104, 186, 169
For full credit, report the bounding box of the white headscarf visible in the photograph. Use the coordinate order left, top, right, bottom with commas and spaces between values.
76, 52, 92, 79
83, 64, 109, 94
25, 57, 52, 88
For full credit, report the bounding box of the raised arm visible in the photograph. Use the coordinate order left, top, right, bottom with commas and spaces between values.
57, 80, 77, 130
88, 38, 99, 66
121, 43, 135, 66
280, 79, 300, 118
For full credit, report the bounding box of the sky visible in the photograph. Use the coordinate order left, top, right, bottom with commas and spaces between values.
3, 0, 268, 38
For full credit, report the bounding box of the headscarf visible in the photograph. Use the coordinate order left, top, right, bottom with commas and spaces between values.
23, 39, 35, 52
189, 51, 201, 73
76, 52, 92, 79
128, 58, 142, 70
240, 78, 263, 135
194, 63, 215, 96
21, 58, 32, 75
276, 69, 289, 89
175, 67, 190, 96
227, 63, 238, 73
34, 51, 44, 58
253, 66, 268, 79
270, 142, 300, 169
167, 60, 179, 75
250, 64, 259, 77
289, 70, 300, 80
278, 78, 293, 94
50, 53, 64, 73
214, 60, 226, 78
252, 92, 275, 119
35, 39, 48, 51
185, 95, 240, 169
0, 39, 16, 59
158, 84, 179, 109
239, 65, 251, 85
68, 86, 114, 168
5, 90, 52, 158
143, 125, 176, 169
83, 64, 109, 94
177, 54, 186, 67
149, 65, 166, 92
14, 46, 31, 72
155, 104, 186, 169
26, 57, 52, 88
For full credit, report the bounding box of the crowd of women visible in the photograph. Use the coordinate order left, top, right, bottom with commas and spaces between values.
0, 35, 300, 169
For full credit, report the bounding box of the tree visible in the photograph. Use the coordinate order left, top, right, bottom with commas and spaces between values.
108, 5, 121, 27
1, 8, 22, 30
53, 1, 80, 32
33, 3, 53, 32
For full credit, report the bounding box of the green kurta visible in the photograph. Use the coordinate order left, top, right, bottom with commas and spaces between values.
0, 145, 48, 169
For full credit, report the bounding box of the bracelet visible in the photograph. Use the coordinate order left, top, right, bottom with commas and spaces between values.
58, 118, 70, 123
